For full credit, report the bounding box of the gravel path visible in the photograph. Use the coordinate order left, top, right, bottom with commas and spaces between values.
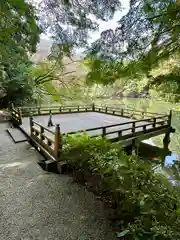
0, 123, 116, 240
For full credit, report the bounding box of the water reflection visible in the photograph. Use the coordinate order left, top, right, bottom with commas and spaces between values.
165, 154, 179, 167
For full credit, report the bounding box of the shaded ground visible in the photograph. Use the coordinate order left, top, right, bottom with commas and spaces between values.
0, 123, 116, 240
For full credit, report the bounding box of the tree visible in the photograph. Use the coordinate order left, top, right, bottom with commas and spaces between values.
38, 0, 121, 48
0, 0, 40, 107
83, 0, 179, 96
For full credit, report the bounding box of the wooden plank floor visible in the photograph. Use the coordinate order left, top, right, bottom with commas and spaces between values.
20, 112, 155, 138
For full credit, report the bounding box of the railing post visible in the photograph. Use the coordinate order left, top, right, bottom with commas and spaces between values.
38, 107, 41, 115
102, 127, 106, 137
143, 125, 146, 132
118, 131, 122, 139
18, 107, 22, 125
59, 106, 61, 112
92, 103, 95, 112
105, 107, 107, 113
40, 126, 44, 141
142, 112, 145, 119
153, 118, 156, 128
121, 109, 124, 116
29, 116, 33, 136
168, 110, 172, 126
132, 122, 136, 135
54, 124, 61, 161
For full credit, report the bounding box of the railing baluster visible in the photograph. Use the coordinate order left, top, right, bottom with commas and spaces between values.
153, 118, 156, 128
118, 131, 122, 138
132, 122, 136, 135
121, 109, 124, 116
102, 127, 106, 137
92, 103, 95, 111
40, 126, 44, 141
143, 125, 146, 132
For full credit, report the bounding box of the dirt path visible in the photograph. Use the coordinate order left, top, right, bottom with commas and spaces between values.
0, 123, 116, 240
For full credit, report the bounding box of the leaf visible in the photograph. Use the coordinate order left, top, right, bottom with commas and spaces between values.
117, 230, 130, 238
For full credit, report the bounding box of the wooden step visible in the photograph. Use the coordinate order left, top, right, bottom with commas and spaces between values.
7, 128, 28, 143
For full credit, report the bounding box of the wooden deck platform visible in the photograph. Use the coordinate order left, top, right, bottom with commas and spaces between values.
9, 104, 174, 162
20, 111, 170, 144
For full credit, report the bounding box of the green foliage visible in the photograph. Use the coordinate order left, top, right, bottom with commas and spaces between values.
0, 1, 40, 107
85, 0, 180, 101
62, 133, 180, 239
39, 0, 121, 47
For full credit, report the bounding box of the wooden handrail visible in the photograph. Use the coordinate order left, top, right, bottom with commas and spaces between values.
30, 118, 62, 161
67, 115, 169, 135
32, 120, 54, 134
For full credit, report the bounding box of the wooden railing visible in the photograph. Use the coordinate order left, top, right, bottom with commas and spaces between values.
19, 103, 166, 121
21, 104, 94, 117
94, 105, 166, 120
27, 108, 171, 162
67, 114, 171, 141
30, 117, 62, 161
11, 107, 22, 126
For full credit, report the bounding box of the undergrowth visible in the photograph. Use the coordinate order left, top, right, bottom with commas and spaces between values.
62, 133, 180, 239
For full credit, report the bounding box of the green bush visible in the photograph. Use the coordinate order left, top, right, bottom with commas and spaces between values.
62, 133, 180, 239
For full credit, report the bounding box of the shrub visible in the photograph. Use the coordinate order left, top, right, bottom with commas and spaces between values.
62, 133, 180, 239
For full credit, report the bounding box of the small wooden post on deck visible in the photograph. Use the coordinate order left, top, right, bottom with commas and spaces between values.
54, 124, 61, 161
48, 110, 54, 127
121, 109, 124, 116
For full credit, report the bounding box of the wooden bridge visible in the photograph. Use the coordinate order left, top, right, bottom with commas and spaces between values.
10, 104, 175, 164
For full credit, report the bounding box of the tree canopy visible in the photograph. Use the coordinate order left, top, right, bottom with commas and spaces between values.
0, 0, 40, 107
38, 0, 121, 47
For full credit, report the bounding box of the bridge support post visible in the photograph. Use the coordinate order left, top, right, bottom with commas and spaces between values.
162, 132, 171, 163
132, 139, 139, 156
